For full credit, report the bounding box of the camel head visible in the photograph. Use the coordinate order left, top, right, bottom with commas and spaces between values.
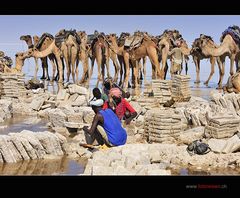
106, 33, 117, 44
33, 35, 40, 45
20, 35, 32, 41
14, 51, 32, 72
77, 31, 87, 43
119, 32, 130, 41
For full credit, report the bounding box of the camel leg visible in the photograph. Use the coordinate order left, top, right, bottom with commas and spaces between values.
123, 53, 130, 91
49, 55, 57, 82
143, 57, 147, 83
34, 57, 39, 80
230, 55, 235, 76
62, 48, 70, 82
89, 56, 95, 81
80, 56, 89, 84
217, 56, 225, 89
44, 57, 50, 81
112, 55, 120, 83
161, 47, 168, 79
204, 57, 215, 86
138, 59, 143, 81
118, 56, 124, 86
56, 55, 63, 84
148, 47, 162, 79
105, 54, 111, 79
193, 56, 200, 83
96, 52, 103, 87
75, 58, 79, 84
185, 61, 188, 75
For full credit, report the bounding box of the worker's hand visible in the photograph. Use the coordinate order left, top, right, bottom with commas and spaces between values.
125, 118, 131, 125
83, 126, 89, 132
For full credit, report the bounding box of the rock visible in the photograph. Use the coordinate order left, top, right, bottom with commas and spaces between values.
68, 93, 79, 103
68, 84, 88, 95
11, 134, 38, 160
91, 166, 114, 175
0, 135, 20, 163
207, 139, 227, 153
30, 97, 46, 111
147, 169, 171, 175
41, 104, 52, 110
35, 132, 63, 156
9, 134, 30, 160
150, 150, 161, 163
178, 126, 205, 144
64, 122, 86, 129
19, 130, 46, 158
71, 95, 87, 107
67, 112, 83, 123
72, 131, 86, 144
56, 89, 67, 100
222, 135, 240, 153
48, 108, 67, 127
82, 108, 95, 123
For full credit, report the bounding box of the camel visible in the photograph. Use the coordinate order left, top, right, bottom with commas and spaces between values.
20, 34, 58, 81
89, 33, 111, 87
158, 30, 190, 79
26, 41, 64, 83
197, 33, 239, 88
32, 34, 58, 81
190, 34, 223, 87
76, 31, 90, 85
4, 51, 31, 73
55, 29, 80, 83
107, 32, 162, 90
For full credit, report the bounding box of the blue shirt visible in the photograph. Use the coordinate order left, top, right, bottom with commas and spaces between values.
99, 109, 127, 146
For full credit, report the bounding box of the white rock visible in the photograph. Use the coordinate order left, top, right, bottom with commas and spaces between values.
208, 139, 227, 153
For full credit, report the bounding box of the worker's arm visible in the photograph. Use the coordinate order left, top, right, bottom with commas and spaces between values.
168, 48, 176, 56
123, 99, 137, 125
83, 113, 104, 135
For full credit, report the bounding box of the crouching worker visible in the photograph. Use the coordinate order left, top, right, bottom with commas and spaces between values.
103, 88, 137, 125
83, 98, 127, 147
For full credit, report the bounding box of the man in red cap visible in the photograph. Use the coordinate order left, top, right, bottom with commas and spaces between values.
102, 87, 137, 124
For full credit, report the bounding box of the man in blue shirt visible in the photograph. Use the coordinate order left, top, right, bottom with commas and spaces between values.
83, 98, 127, 147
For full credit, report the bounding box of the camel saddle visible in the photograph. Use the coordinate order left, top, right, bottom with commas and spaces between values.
124, 34, 143, 49
55, 29, 81, 49
221, 25, 240, 45
35, 33, 54, 49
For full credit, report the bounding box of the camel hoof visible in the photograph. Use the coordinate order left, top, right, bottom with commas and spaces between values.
40, 76, 46, 80
194, 81, 200, 84
203, 81, 208, 86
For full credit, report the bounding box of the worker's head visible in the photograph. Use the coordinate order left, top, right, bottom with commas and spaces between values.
89, 99, 104, 114
109, 88, 122, 104
92, 87, 102, 99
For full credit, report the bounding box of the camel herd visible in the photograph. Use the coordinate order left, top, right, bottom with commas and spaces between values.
6, 28, 240, 90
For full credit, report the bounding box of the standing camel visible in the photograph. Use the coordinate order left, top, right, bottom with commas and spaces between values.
20, 34, 56, 80
107, 32, 162, 90
197, 33, 240, 88
26, 42, 64, 83
32, 33, 58, 81
190, 34, 222, 87
55, 29, 80, 83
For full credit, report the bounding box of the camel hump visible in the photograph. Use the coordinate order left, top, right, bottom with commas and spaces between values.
221, 25, 240, 45
35, 33, 54, 49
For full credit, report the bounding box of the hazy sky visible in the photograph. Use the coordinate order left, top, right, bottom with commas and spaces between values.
0, 15, 239, 84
